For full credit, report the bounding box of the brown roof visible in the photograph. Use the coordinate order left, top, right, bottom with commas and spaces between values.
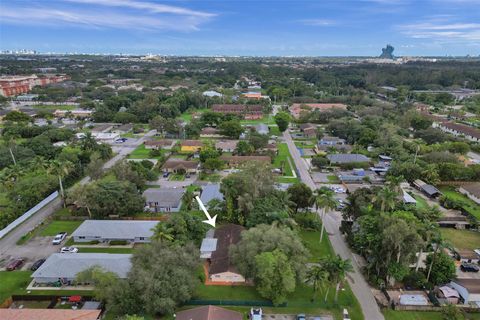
181, 140, 204, 147
220, 155, 271, 164
144, 139, 175, 147
0, 309, 101, 320
456, 249, 480, 260
162, 159, 199, 170
440, 122, 480, 139
201, 127, 219, 134
176, 305, 242, 320
453, 279, 480, 294
215, 140, 239, 150
303, 127, 317, 135
212, 104, 263, 114
209, 224, 244, 275
461, 183, 480, 198
298, 123, 315, 130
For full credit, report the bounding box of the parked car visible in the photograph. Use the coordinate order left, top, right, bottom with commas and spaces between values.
115, 138, 127, 143
296, 314, 306, 320
60, 247, 79, 253
162, 172, 170, 178
52, 232, 67, 245
461, 262, 479, 272
6, 258, 24, 271
185, 173, 191, 178
250, 308, 262, 320
343, 308, 351, 320
30, 259, 46, 271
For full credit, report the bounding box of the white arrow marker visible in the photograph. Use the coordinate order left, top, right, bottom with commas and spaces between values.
195, 196, 217, 228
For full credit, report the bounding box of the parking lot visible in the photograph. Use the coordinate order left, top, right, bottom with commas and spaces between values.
264, 314, 333, 320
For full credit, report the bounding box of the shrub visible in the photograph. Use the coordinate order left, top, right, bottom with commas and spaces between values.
294, 212, 321, 230
110, 240, 128, 245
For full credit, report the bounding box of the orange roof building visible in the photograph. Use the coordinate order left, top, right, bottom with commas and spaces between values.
0, 309, 101, 320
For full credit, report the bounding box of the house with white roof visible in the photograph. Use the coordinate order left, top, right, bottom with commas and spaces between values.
31, 253, 132, 285
71, 220, 158, 243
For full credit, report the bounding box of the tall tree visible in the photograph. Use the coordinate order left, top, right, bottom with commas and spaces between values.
314, 188, 338, 243
287, 183, 313, 213
373, 186, 397, 212
325, 255, 353, 303
274, 112, 290, 132
305, 264, 329, 302
48, 159, 73, 206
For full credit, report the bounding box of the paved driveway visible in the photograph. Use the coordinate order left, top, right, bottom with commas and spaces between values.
1, 236, 60, 271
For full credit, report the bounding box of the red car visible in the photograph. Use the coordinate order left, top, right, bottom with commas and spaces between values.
6, 258, 24, 271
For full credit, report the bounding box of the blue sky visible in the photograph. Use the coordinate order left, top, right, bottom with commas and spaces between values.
1, 0, 479, 56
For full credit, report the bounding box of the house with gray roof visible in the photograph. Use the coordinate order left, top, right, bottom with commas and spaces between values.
326, 153, 370, 164
413, 179, 441, 198
31, 253, 132, 285
253, 123, 269, 135
143, 188, 184, 213
200, 184, 224, 208
71, 220, 158, 243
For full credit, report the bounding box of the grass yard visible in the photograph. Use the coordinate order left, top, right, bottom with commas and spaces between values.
39, 220, 83, 236
383, 309, 480, 320
276, 176, 299, 183
327, 175, 340, 183
412, 194, 429, 210
128, 144, 163, 159
440, 228, 480, 251
199, 172, 221, 182
33, 104, 76, 111
274, 143, 295, 176
440, 186, 480, 221
269, 124, 281, 136
194, 284, 264, 301
299, 229, 335, 262
0, 271, 32, 303
78, 247, 134, 254
169, 173, 185, 181
240, 115, 275, 125
179, 108, 208, 122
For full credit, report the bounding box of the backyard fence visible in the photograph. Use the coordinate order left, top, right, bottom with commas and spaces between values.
186, 299, 284, 307
0, 191, 59, 239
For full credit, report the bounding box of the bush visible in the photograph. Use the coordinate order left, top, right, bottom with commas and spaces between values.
403, 271, 427, 289
294, 212, 321, 230
110, 240, 128, 245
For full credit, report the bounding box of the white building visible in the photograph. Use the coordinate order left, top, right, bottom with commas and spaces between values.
71, 220, 158, 243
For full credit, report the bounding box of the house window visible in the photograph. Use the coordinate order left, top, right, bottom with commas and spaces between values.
78, 236, 85, 239
139, 237, 145, 240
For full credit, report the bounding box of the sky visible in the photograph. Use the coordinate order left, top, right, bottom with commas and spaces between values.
0, 0, 479, 56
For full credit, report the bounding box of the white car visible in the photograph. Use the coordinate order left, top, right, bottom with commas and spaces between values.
52, 232, 67, 245
250, 308, 262, 320
60, 247, 78, 253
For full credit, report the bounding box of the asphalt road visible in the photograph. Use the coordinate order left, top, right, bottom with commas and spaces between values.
283, 130, 384, 320
0, 130, 157, 259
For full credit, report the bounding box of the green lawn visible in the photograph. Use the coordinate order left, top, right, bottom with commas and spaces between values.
33, 104, 76, 111
299, 230, 335, 262
440, 228, 480, 251
240, 115, 275, 125
269, 124, 281, 136
199, 172, 221, 182
383, 309, 480, 320
0, 271, 32, 303
276, 176, 300, 183
440, 186, 480, 221
169, 173, 185, 181
412, 194, 429, 210
274, 143, 295, 176
78, 247, 134, 254
39, 220, 83, 236
327, 175, 340, 183
128, 144, 163, 159
194, 284, 264, 301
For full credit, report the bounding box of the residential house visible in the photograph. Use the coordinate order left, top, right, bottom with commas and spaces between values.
455, 249, 480, 264
91, 132, 119, 143
54, 109, 93, 119
0, 309, 101, 320
112, 123, 133, 135
176, 306, 242, 320
449, 279, 480, 305
290, 103, 347, 118
203, 90, 223, 98
31, 253, 131, 285
162, 159, 199, 174
317, 136, 350, 152
402, 190, 417, 205
144, 139, 176, 150
200, 184, 224, 208
212, 104, 263, 120
71, 220, 158, 243
434, 121, 480, 142
215, 140, 238, 153
180, 140, 204, 152
206, 224, 245, 283
143, 188, 184, 212
200, 127, 223, 138
91, 124, 114, 133
459, 183, 480, 205
253, 123, 269, 135
326, 153, 370, 164
220, 155, 271, 167
413, 179, 441, 198
298, 123, 317, 138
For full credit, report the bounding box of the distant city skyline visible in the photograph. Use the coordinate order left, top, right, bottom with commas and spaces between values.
1, 0, 480, 56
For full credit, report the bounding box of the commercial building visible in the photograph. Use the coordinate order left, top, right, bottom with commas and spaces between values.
0, 74, 69, 97
212, 104, 263, 120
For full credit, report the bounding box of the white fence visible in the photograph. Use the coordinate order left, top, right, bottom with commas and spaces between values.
0, 191, 59, 239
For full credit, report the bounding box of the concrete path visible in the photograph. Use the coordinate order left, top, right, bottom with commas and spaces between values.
283, 130, 384, 320
0, 130, 157, 259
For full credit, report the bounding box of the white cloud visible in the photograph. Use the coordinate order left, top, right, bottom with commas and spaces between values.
300, 19, 337, 26
398, 17, 480, 42
65, 0, 215, 18
0, 0, 216, 31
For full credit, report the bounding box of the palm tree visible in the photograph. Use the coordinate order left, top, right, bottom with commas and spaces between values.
68, 184, 93, 218
0, 165, 24, 190
30, 156, 49, 171
386, 175, 404, 193
48, 160, 73, 206
305, 265, 329, 302
314, 188, 338, 243
80, 132, 97, 151
182, 189, 195, 210
426, 233, 452, 283
373, 186, 398, 212
327, 255, 354, 304
151, 223, 174, 242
